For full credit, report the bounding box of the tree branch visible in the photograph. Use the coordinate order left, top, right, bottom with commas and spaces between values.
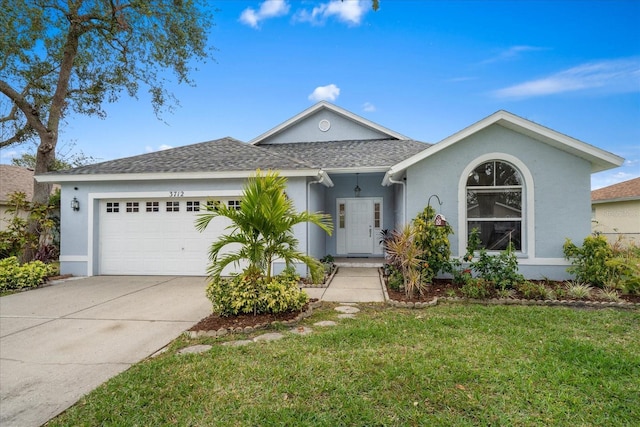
0, 80, 47, 136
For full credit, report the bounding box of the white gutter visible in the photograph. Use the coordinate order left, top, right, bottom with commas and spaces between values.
35, 168, 322, 183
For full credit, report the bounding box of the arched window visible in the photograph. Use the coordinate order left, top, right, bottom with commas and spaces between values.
466, 160, 523, 250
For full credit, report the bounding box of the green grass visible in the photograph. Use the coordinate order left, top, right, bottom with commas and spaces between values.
49, 304, 639, 426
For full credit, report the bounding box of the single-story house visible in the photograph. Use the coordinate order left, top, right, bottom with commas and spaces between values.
591, 177, 640, 245
36, 102, 624, 280
0, 165, 35, 231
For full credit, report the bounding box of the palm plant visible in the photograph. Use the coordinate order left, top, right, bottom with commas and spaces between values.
195, 170, 333, 282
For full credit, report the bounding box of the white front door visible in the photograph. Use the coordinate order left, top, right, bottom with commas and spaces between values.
347, 199, 374, 253
336, 198, 383, 255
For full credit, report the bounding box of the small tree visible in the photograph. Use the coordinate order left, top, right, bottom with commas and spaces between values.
195, 170, 333, 282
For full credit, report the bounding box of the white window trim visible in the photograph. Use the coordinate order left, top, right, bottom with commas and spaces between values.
458, 153, 535, 257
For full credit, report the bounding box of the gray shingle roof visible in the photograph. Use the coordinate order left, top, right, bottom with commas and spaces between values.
260, 139, 430, 169
46, 137, 430, 176
51, 137, 313, 175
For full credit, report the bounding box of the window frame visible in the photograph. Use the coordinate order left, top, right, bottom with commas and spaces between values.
458, 153, 535, 257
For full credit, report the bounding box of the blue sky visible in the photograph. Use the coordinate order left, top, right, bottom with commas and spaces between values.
2, 0, 639, 189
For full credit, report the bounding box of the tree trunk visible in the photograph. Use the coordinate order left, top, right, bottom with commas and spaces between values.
20, 134, 56, 263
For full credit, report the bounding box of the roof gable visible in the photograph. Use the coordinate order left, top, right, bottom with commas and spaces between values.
386, 110, 624, 181
592, 176, 640, 202
250, 101, 408, 145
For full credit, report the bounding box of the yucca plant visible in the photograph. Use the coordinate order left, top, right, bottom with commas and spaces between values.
384, 224, 425, 297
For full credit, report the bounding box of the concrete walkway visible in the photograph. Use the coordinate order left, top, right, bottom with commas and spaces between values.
304, 267, 386, 303
0, 276, 211, 427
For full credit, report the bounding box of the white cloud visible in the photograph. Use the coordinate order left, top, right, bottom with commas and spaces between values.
308, 84, 340, 102
145, 144, 173, 153
481, 45, 546, 64
294, 0, 369, 26
240, 0, 290, 29
363, 102, 376, 112
493, 57, 640, 99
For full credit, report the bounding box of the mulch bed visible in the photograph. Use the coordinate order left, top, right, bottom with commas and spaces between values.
188, 302, 314, 332
386, 278, 640, 304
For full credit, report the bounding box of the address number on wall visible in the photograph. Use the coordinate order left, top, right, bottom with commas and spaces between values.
169, 191, 185, 197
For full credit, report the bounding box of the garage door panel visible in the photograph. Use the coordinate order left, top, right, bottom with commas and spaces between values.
99, 199, 242, 276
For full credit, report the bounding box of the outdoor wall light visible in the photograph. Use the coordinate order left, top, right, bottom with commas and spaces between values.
71, 197, 80, 212
354, 173, 361, 197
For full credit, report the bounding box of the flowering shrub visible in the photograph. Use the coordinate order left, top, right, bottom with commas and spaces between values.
206, 267, 308, 317
0, 257, 57, 292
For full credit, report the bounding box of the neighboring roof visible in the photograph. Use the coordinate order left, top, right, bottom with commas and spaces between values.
592, 177, 640, 203
250, 101, 409, 145
38, 137, 321, 182
261, 139, 429, 171
0, 165, 34, 202
384, 110, 624, 184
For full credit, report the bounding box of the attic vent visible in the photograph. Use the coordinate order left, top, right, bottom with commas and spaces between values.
318, 119, 331, 132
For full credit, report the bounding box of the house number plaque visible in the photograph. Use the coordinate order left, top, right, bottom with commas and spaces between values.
169, 191, 185, 197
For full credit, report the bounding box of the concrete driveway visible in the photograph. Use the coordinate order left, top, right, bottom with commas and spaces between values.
0, 276, 211, 427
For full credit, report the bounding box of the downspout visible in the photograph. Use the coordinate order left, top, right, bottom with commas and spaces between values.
387, 175, 407, 225
306, 172, 327, 263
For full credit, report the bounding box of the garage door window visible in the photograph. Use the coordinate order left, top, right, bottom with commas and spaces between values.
229, 200, 241, 210
166, 201, 180, 212
106, 202, 119, 213
146, 201, 159, 212
187, 201, 200, 212
126, 202, 139, 213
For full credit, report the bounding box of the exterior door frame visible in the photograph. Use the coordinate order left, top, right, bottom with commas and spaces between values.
336, 197, 383, 256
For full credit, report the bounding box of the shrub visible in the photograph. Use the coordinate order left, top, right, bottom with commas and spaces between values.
516, 281, 552, 300
564, 235, 615, 287
206, 267, 308, 317
565, 281, 593, 299
595, 287, 621, 302
413, 205, 454, 284
386, 267, 404, 292
460, 278, 493, 299
0, 257, 57, 292
384, 225, 425, 297
452, 228, 524, 290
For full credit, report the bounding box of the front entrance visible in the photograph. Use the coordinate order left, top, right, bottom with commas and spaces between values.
336, 198, 383, 255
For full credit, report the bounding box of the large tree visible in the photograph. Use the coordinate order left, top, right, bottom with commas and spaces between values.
0, 0, 214, 259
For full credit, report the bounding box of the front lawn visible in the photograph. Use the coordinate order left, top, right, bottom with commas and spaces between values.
48, 304, 639, 426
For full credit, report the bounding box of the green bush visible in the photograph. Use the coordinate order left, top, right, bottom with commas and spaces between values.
206, 267, 309, 317
412, 205, 454, 284
459, 278, 493, 299
516, 281, 552, 300
387, 267, 404, 292
451, 228, 524, 290
563, 235, 639, 291
0, 257, 57, 292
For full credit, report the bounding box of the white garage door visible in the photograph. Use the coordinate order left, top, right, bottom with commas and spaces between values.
99, 198, 242, 276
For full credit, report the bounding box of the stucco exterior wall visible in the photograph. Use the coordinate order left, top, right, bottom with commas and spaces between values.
264, 110, 390, 144
592, 199, 640, 245
405, 123, 593, 280
59, 177, 250, 276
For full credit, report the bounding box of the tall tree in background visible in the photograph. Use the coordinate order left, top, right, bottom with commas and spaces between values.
0, 0, 214, 260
